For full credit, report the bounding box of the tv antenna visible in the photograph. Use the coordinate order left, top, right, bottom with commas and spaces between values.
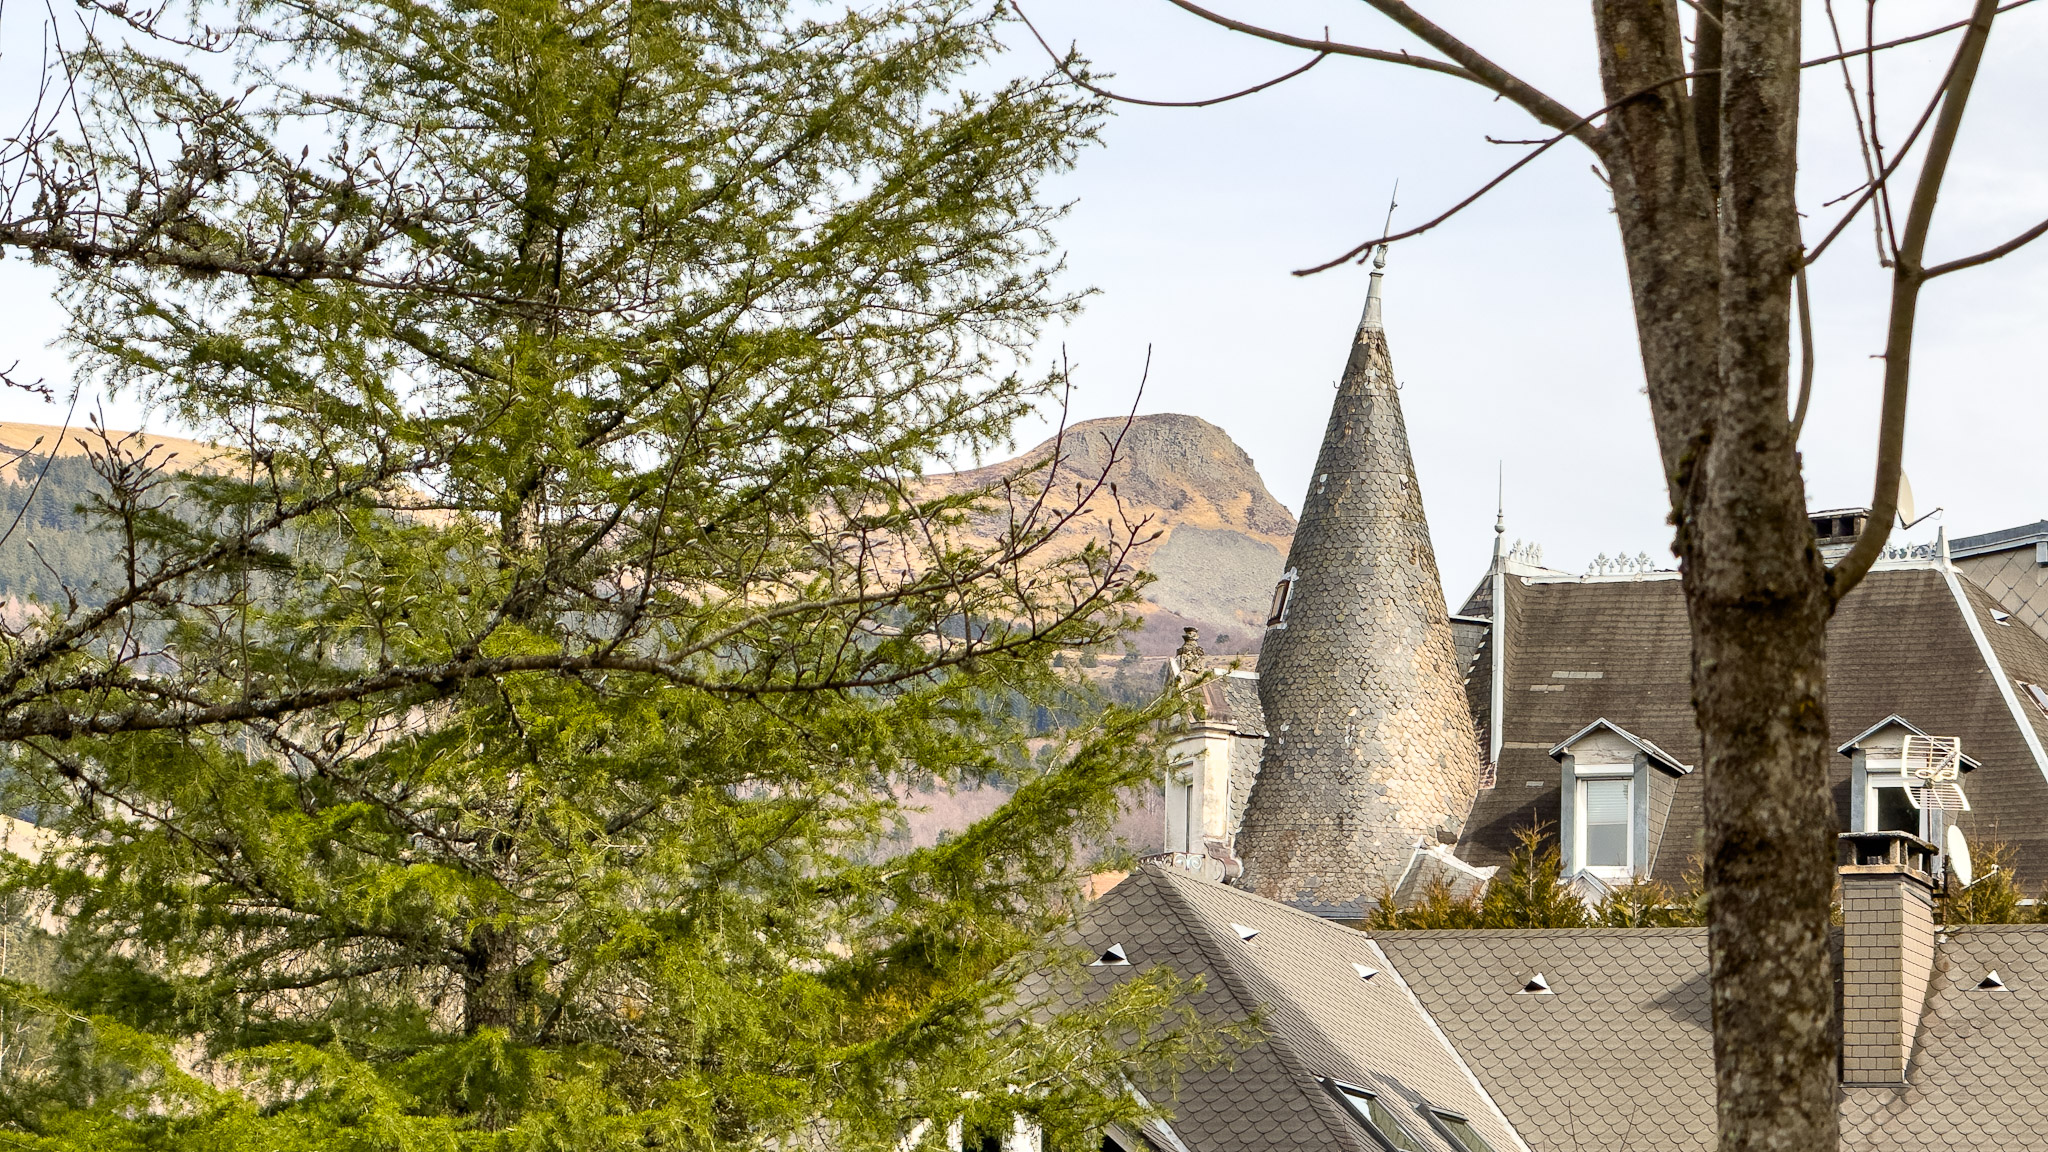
1902, 734, 1969, 811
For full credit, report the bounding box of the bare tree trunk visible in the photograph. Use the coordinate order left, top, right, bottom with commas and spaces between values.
1696, 8, 1839, 1147
1594, 1, 1839, 1146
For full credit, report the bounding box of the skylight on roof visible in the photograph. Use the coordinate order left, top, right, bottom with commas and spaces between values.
1322, 1080, 1426, 1152
2024, 682, 2048, 720
1424, 1106, 1499, 1152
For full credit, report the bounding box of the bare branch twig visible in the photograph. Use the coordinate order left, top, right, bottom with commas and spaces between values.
1830, 0, 2004, 603
1924, 216, 2048, 278
1154, 0, 1478, 84
1290, 69, 1713, 276
1790, 263, 1815, 442
1015, 2, 1330, 108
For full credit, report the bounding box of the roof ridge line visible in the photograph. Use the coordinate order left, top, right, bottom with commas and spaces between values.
1939, 564, 2048, 783
1148, 872, 1376, 1152
1361, 937, 1536, 1152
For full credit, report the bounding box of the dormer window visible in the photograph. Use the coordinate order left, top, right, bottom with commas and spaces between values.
1267, 569, 1297, 628
1871, 781, 1918, 835
1841, 716, 1975, 847
1422, 1106, 1499, 1152
1550, 719, 1692, 881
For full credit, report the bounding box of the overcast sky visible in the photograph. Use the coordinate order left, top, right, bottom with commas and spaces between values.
2, 0, 2044, 598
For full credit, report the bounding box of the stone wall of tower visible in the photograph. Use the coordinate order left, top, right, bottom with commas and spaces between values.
1232, 281, 1485, 915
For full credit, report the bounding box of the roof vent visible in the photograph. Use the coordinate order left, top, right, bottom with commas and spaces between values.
1352, 963, 1379, 981
1993, 608, 2014, 626
1231, 923, 1260, 942
1518, 973, 1553, 995
1978, 970, 2007, 991
1091, 944, 1128, 967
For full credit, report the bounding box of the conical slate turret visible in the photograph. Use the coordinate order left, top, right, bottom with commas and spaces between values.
1233, 251, 1485, 914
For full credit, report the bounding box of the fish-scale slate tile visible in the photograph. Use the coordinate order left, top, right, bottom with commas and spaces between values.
1038, 868, 1530, 1152
1843, 924, 2048, 1150
1374, 928, 1715, 1152
1062, 870, 1371, 1152
1235, 296, 1485, 914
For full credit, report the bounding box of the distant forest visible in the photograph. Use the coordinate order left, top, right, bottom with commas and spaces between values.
0, 454, 128, 606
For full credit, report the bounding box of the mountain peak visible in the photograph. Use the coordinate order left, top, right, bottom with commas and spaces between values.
930, 413, 1297, 655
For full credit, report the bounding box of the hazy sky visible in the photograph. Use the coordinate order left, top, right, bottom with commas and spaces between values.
3, 1, 2044, 599
994, 0, 2048, 597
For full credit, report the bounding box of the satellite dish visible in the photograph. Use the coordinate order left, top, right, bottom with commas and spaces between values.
1897, 472, 1918, 528
1947, 825, 1974, 888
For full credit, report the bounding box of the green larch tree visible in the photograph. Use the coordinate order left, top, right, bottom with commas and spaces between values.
0, 0, 1207, 1146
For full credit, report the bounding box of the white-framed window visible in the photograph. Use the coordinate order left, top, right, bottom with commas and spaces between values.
1164, 763, 1196, 853
1862, 772, 1927, 838
1576, 775, 1632, 879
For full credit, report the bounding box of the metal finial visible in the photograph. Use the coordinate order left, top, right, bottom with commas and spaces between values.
1358, 184, 1396, 333
1358, 246, 1388, 333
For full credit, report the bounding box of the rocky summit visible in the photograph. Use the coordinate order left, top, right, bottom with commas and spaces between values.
926, 413, 1297, 656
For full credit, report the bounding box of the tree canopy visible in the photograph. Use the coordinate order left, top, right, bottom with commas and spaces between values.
0, 0, 1205, 1146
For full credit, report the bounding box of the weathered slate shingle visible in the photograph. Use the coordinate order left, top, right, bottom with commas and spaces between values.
1236, 274, 1485, 915
1047, 868, 1526, 1152
1374, 928, 1715, 1152
1454, 566, 2048, 884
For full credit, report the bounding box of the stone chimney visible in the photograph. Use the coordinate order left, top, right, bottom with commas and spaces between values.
1231, 249, 1485, 915
1838, 830, 1939, 1085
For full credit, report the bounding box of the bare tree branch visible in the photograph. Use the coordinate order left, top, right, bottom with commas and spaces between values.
1015, 2, 1330, 108
1800, 0, 2038, 68
1350, 0, 1593, 137
1290, 69, 1715, 276
1829, 0, 2003, 603
1791, 263, 1815, 442
1153, 0, 1478, 84
1924, 215, 2048, 277
1804, 57, 1954, 266
1823, 0, 1889, 264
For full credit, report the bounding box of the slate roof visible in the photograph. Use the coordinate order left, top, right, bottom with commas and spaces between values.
1952, 520, 2048, 555
1046, 867, 1526, 1152
1236, 293, 1487, 909
1453, 565, 2048, 885
1377, 922, 2048, 1151
1052, 872, 2048, 1151
1840, 924, 2048, 1149
1197, 673, 1269, 738
1373, 928, 1714, 1152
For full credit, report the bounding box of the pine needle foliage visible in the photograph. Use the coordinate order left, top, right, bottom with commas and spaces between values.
1475, 825, 1591, 930
1364, 825, 1704, 931
1942, 841, 2030, 925
0, 0, 1216, 1146
1592, 879, 1701, 928
1360, 878, 1484, 931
